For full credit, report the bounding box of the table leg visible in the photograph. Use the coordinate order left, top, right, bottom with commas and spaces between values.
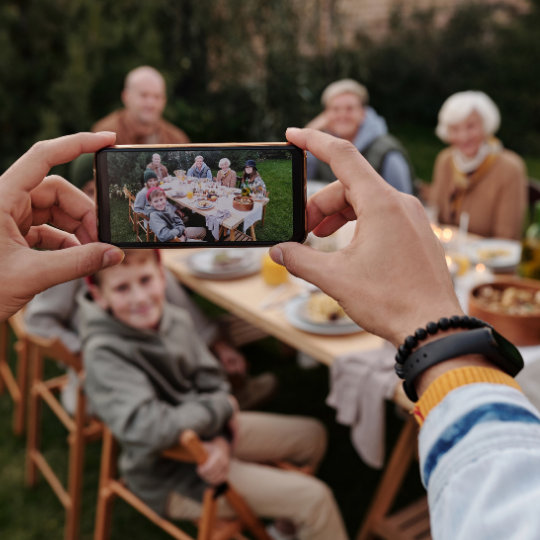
230, 228, 235, 241
250, 225, 257, 241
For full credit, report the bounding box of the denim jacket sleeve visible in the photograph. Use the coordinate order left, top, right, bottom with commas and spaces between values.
419, 383, 540, 540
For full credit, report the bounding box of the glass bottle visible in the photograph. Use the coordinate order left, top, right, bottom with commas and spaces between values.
519, 201, 540, 280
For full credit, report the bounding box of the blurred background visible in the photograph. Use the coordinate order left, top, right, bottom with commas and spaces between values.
2, 0, 540, 180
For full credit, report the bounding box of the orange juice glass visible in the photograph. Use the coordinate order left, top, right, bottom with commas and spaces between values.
262, 253, 288, 285
187, 191, 193, 199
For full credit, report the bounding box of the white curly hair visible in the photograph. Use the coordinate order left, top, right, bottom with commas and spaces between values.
436, 91, 501, 143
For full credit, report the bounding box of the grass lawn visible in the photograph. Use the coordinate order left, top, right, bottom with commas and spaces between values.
110, 159, 293, 245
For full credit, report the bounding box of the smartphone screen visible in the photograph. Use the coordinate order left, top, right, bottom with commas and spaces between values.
95, 144, 306, 248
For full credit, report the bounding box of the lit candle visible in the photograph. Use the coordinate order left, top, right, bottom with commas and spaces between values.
442, 228, 453, 242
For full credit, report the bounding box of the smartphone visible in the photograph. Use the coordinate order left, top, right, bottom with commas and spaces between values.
95, 143, 307, 248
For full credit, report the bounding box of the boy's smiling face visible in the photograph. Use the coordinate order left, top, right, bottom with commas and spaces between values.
149, 192, 167, 211
90, 251, 166, 330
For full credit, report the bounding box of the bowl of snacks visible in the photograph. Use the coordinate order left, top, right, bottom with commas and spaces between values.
233, 196, 254, 212
469, 279, 540, 345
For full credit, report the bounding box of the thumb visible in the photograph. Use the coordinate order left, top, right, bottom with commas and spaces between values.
28, 244, 124, 293
270, 243, 339, 292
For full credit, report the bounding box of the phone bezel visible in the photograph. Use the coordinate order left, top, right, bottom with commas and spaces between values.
95, 143, 307, 248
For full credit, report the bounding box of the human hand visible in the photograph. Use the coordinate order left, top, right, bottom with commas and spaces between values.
197, 437, 231, 485
213, 340, 247, 375
0, 132, 125, 322
178, 234, 187, 242
270, 128, 462, 348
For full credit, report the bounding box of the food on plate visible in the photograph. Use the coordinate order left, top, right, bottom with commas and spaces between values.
213, 251, 243, 268
306, 293, 351, 323
475, 284, 540, 316
197, 199, 213, 208
476, 248, 512, 261
210, 195, 218, 202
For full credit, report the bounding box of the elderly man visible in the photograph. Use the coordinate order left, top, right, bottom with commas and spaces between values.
188, 155, 212, 180
92, 66, 190, 145
147, 153, 169, 181
306, 79, 414, 194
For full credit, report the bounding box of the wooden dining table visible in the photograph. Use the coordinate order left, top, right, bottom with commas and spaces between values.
164, 179, 267, 241
161, 248, 384, 366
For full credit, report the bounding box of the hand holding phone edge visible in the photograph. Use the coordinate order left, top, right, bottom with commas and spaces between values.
271, 127, 463, 350
0, 131, 124, 323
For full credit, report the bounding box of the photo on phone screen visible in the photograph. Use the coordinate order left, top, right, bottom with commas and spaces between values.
96, 144, 306, 248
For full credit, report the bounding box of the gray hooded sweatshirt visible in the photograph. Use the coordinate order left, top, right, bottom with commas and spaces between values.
146, 202, 186, 242
78, 293, 233, 515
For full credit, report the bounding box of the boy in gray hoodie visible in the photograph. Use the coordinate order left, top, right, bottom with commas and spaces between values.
146, 187, 207, 242
80, 250, 349, 540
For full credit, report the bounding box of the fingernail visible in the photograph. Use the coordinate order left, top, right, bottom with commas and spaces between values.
269, 247, 284, 266
97, 131, 117, 136
102, 248, 124, 269
286, 127, 300, 132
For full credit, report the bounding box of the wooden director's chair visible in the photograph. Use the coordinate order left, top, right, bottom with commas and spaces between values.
357, 416, 431, 540
124, 186, 157, 242
0, 311, 30, 435
26, 333, 103, 540
95, 426, 273, 540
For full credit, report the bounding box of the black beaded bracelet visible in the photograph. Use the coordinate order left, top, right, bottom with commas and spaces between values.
395, 315, 491, 369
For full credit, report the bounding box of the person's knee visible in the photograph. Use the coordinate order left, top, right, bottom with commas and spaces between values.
302, 418, 328, 460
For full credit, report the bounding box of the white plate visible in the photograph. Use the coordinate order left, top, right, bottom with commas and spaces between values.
285, 296, 362, 335
466, 239, 522, 269
195, 199, 215, 210
185, 250, 261, 279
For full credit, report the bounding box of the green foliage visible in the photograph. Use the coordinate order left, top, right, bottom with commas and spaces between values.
1, 0, 540, 177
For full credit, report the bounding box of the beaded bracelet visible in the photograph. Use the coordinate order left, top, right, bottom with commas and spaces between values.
394, 315, 491, 377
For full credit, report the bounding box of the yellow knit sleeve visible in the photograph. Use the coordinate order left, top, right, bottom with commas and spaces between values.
413, 366, 522, 426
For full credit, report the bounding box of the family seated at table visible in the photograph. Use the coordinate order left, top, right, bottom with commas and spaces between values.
79, 250, 348, 540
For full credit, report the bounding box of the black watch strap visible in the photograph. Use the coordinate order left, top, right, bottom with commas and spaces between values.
402, 327, 524, 402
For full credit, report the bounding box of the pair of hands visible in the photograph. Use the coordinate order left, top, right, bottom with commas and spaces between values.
195, 396, 239, 486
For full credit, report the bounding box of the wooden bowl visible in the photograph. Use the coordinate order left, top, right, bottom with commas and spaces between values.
469, 278, 540, 346
233, 196, 254, 212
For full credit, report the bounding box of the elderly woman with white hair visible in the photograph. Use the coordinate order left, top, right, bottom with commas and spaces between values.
216, 158, 237, 187
430, 91, 527, 239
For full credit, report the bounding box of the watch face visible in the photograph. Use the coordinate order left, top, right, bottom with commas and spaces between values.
490, 327, 524, 376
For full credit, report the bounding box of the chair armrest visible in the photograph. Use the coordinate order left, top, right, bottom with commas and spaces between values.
161, 430, 208, 464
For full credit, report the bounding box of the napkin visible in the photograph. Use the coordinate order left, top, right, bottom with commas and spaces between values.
326, 341, 399, 468
206, 209, 231, 240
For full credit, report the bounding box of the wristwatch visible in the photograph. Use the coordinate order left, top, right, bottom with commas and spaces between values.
400, 327, 524, 402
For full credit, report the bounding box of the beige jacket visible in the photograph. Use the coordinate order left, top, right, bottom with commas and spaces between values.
431, 147, 527, 239
217, 169, 237, 187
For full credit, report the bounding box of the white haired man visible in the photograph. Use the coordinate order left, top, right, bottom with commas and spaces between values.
92, 66, 190, 144
147, 153, 169, 181
188, 155, 212, 180
430, 90, 527, 239
305, 79, 414, 194
216, 158, 237, 187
